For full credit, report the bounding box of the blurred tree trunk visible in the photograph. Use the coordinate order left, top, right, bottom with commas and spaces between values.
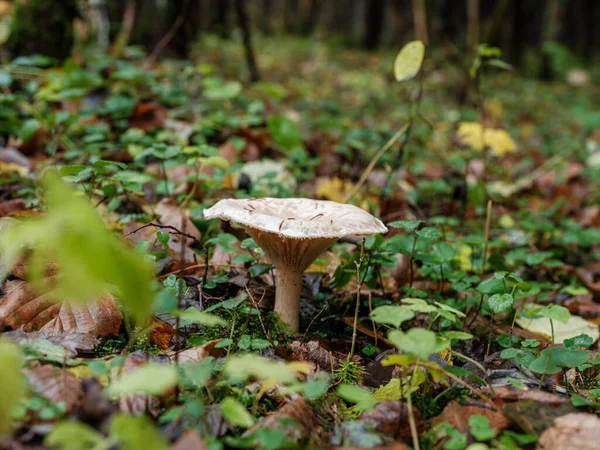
208, 0, 231, 38
162, 0, 202, 58
301, 0, 320, 35
234, 0, 260, 81
363, 0, 385, 49
481, 0, 508, 47
412, 0, 428, 44
111, 0, 137, 56
540, 0, 564, 79
466, 0, 479, 51
284, 0, 299, 33
6, 0, 79, 60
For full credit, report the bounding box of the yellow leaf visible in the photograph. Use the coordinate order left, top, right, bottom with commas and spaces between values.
394, 41, 425, 82
456, 122, 517, 156
289, 361, 312, 375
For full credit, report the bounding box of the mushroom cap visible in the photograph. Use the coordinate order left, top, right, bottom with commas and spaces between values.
204, 198, 388, 239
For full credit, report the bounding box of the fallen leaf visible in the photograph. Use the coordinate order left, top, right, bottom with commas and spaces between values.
172, 430, 207, 450
288, 340, 340, 371
537, 413, 600, 450
243, 397, 314, 442
171, 340, 223, 364
515, 304, 599, 344
4, 328, 98, 357
150, 321, 175, 350
457, 122, 516, 156
360, 400, 421, 439
0, 279, 122, 337
0, 199, 28, 217
492, 386, 569, 404
433, 401, 509, 436
24, 364, 83, 414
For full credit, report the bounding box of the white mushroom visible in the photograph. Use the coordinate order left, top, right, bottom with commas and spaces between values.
204, 198, 388, 332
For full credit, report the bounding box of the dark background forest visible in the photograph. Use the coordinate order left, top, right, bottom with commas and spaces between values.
2, 0, 599, 81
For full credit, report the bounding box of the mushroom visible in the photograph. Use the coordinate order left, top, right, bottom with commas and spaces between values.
204, 198, 388, 332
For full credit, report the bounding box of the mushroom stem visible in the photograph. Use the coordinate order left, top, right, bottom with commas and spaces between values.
274, 266, 303, 333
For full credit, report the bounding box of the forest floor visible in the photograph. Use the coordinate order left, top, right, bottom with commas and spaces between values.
1, 36, 600, 450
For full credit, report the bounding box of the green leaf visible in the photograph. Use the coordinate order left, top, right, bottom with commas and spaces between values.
106, 364, 178, 396
45, 421, 106, 450
267, 115, 302, 151
388, 328, 448, 360
488, 293, 514, 314
387, 220, 422, 231
0, 341, 24, 437
402, 298, 438, 313
539, 305, 570, 323
370, 305, 415, 328
415, 227, 441, 242
394, 40, 425, 82
220, 397, 255, 428
110, 414, 169, 450
469, 415, 497, 441
175, 308, 227, 327
337, 384, 376, 407
564, 334, 593, 349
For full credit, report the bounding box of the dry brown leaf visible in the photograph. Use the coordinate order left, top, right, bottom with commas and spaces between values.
360, 400, 422, 439
114, 352, 161, 416
288, 340, 340, 371
243, 397, 314, 442
537, 413, 600, 450
576, 262, 600, 293
0, 279, 122, 337
172, 430, 208, 450
4, 328, 98, 356
492, 386, 569, 404
151, 321, 175, 350
24, 364, 83, 414
433, 401, 509, 436
0, 199, 28, 217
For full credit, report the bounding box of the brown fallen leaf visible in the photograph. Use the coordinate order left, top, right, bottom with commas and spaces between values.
0, 199, 28, 217
536, 413, 600, 450
288, 340, 340, 371
0, 279, 122, 337
113, 352, 161, 417
433, 401, 509, 436
243, 397, 314, 442
171, 430, 208, 450
24, 364, 83, 414
151, 321, 175, 350
331, 443, 409, 450
576, 262, 600, 294
128, 100, 167, 131
360, 400, 422, 439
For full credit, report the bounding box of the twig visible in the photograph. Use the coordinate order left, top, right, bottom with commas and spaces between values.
300, 301, 329, 343
245, 284, 274, 347
144, 11, 187, 69
349, 240, 367, 360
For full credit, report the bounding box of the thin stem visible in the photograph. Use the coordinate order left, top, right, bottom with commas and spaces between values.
407, 367, 421, 450
274, 266, 304, 333
349, 239, 366, 360
538, 319, 554, 389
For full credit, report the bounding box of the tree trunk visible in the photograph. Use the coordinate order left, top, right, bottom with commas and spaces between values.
466, 0, 479, 51
6, 0, 79, 61
540, 0, 564, 79
363, 0, 385, 49
111, 0, 137, 56
412, 0, 428, 44
234, 0, 261, 82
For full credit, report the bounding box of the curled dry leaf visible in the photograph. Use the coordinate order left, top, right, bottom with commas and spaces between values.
492, 386, 569, 404
24, 364, 83, 414
360, 400, 422, 439
0, 279, 122, 337
537, 413, 600, 450
243, 397, 314, 442
288, 340, 340, 371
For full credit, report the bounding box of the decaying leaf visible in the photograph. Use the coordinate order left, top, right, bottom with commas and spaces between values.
537, 413, 600, 450
360, 400, 421, 439
243, 397, 314, 442
433, 401, 509, 436
515, 304, 599, 344
0, 279, 122, 337
288, 340, 340, 371
150, 321, 174, 350
24, 364, 83, 414
172, 430, 208, 450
